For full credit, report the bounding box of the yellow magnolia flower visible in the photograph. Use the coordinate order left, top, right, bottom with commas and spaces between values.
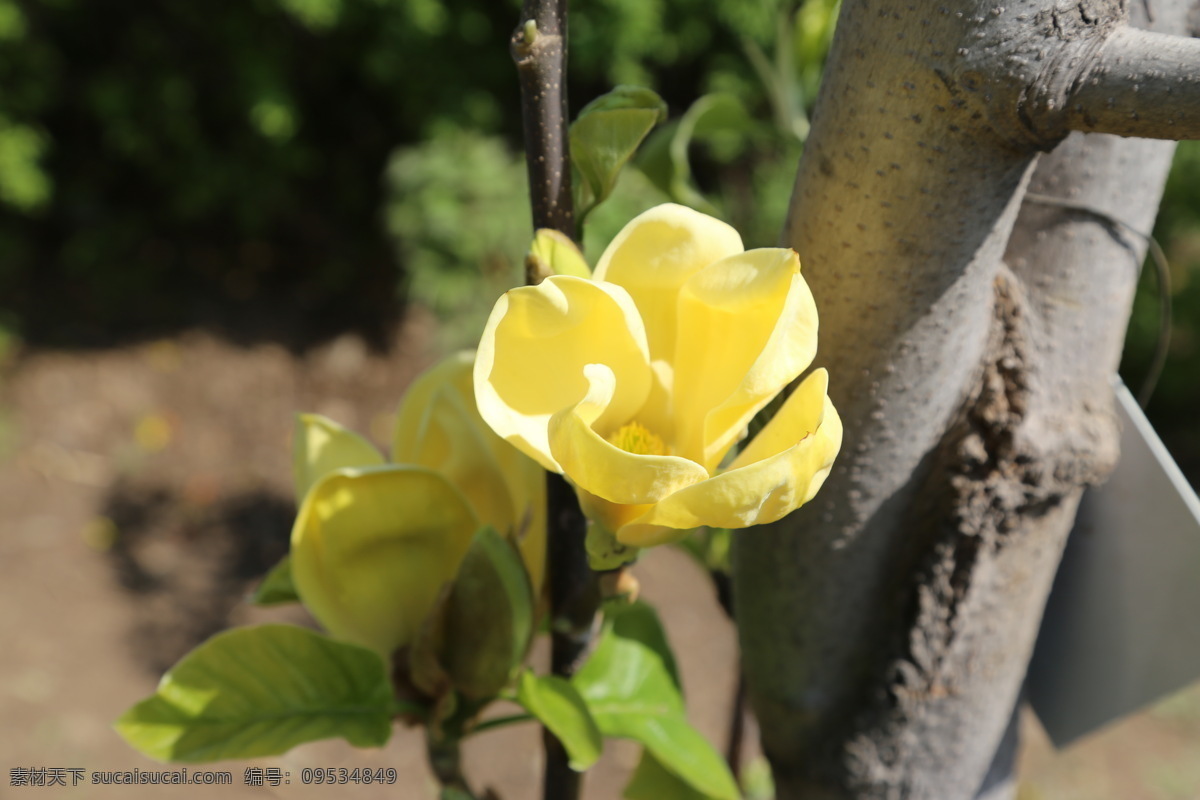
290, 352, 545, 655
474, 204, 841, 560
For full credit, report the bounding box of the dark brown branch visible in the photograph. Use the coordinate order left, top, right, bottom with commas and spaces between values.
512, 0, 575, 238
1065, 27, 1200, 140
427, 729, 478, 798
725, 669, 747, 776
511, 4, 597, 800
541, 473, 596, 800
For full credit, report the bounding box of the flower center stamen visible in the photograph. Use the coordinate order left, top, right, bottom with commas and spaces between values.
606, 421, 668, 456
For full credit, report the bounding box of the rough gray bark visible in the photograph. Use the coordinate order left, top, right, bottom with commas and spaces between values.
733, 0, 1197, 796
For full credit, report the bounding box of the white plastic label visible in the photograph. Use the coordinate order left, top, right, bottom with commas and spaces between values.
1027, 380, 1200, 746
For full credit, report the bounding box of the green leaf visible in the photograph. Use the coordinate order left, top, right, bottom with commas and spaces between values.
250, 553, 299, 606
574, 604, 737, 800
441, 526, 535, 700
574, 605, 681, 716
636, 94, 752, 216
528, 228, 591, 280
609, 601, 681, 690
292, 413, 384, 501
674, 527, 733, 575
741, 755, 775, 800
516, 671, 602, 771
600, 712, 738, 800
570, 86, 667, 224
115, 625, 396, 762
625, 750, 723, 800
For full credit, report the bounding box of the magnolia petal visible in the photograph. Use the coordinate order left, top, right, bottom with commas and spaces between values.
548, 364, 709, 505
393, 352, 516, 535
291, 465, 479, 655
393, 352, 547, 594
593, 204, 742, 438
730, 369, 831, 471
292, 413, 385, 501
617, 393, 842, 547
391, 351, 475, 464
672, 248, 819, 471
475, 276, 652, 472
485, 426, 548, 596
508, 455, 548, 597
575, 486, 655, 541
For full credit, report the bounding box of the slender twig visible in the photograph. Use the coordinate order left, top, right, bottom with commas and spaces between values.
710, 567, 747, 777
427, 728, 478, 799
512, 0, 574, 239
541, 473, 596, 800
469, 713, 536, 736
511, 4, 600, 800
726, 669, 747, 777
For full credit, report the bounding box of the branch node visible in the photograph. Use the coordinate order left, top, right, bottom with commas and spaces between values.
522, 19, 539, 46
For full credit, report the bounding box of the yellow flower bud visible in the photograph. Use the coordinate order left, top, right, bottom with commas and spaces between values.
290, 353, 546, 655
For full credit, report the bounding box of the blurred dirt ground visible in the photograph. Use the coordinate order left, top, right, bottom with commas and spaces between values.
1, 315, 1198, 799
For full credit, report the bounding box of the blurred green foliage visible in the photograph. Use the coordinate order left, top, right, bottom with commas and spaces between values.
0, 0, 530, 347
0, 0, 1194, 480
383, 126, 531, 347
383, 0, 838, 334
0, 0, 836, 348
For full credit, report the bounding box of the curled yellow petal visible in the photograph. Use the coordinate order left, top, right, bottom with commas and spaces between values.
475, 276, 652, 472
292, 413, 385, 501
730, 368, 834, 471
672, 248, 819, 471
617, 371, 842, 548
548, 364, 709, 505
290, 465, 479, 655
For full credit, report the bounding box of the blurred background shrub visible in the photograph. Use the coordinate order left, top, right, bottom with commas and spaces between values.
0, 0, 826, 349
0, 0, 1194, 475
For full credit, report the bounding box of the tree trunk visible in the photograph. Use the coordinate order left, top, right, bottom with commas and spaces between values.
733, 0, 1199, 796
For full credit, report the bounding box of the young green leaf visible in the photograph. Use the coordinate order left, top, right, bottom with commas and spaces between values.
441, 526, 535, 700
740, 755, 776, 800
600, 711, 739, 800
249, 553, 299, 606
607, 601, 682, 690
528, 228, 592, 281
570, 86, 667, 225
515, 671, 603, 771
115, 625, 397, 762
574, 604, 738, 800
636, 94, 752, 216
625, 750, 729, 800
674, 527, 733, 575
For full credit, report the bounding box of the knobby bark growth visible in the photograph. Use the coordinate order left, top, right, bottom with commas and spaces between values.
734, 0, 1200, 797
